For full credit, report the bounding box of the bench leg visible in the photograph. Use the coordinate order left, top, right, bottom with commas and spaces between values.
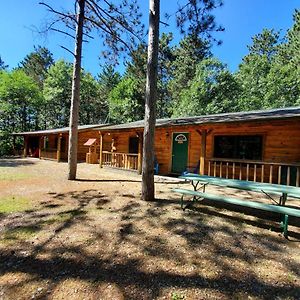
279, 193, 287, 206
280, 214, 289, 238
181, 195, 195, 211
180, 195, 184, 210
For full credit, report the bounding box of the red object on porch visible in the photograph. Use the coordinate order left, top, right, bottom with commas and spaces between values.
32, 148, 39, 158
84, 138, 97, 146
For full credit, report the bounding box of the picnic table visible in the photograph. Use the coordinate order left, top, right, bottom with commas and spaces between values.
172, 174, 300, 237
181, 174, 300, 205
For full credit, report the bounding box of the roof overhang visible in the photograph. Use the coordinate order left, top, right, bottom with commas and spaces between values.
13, 124, 109, 136
96, 106, 300, 132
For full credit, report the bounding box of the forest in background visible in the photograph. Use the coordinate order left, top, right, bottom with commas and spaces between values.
0, 10, 299, 156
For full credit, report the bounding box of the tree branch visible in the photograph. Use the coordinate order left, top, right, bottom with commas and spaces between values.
39, 2, 77, 23
86, 0, 143, 41
84, 16, 131, 51
51, 27, 76, 39
160, 20, 169, 27
60, 45, 75, 57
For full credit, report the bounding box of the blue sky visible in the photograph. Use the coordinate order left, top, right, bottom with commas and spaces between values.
0, 0, 299, 76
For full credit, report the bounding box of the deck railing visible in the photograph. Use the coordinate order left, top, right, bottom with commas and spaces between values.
102, 151, 138, 170
207, 158, 300, 186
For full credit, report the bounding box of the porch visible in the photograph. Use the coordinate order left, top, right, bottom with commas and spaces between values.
24, 134, 67, 162
97, 125, 300, 187
99, 150, 300, 187
206, 158, 300, 186
102, 151, 139, 171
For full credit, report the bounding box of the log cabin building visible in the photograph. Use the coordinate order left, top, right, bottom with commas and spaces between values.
14, 124, 106, 162
15, 107, 300, 186
97, 106, 300, 186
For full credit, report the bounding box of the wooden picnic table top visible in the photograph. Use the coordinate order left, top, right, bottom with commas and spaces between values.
180, 174, 300, 199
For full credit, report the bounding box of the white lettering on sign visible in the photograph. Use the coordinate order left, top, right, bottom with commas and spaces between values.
175, 134, 187, 144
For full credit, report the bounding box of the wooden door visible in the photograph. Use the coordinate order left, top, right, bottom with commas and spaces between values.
171, 132, 189, 174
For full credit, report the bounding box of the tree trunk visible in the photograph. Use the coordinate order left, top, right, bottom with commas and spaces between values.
141, 0, 160, 201
68, 0, 85, 180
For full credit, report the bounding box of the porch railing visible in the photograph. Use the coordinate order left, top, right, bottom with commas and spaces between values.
102, 151, 138, 170
40, 149, 57, 160
207, 158, 300, 186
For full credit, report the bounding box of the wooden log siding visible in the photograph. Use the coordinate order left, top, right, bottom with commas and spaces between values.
138, 133, 143, 174
24, 117, 300, 174
99, 132, 103, 168
99, 118, 300, 176
34, 130, 107, 161
57, 134, 62, 162
34, 116, 300, 179
206, 158, 300, 186
199, 129, 207, 175
40, 135, 57, 160
40, 149, 57, 160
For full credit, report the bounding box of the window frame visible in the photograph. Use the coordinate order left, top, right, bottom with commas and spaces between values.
128, 136, 139, 154
212, 133, 265, 161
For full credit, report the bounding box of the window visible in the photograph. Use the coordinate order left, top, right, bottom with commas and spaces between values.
129, 137, 139, 154
214, 135, 263, 160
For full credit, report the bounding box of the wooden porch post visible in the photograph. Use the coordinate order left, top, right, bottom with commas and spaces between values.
138, 132, 143, 175
23, 136, 28, 157
200, 129, 207, 175
12, 135, 16, 155
57, 134, 62, 162
39, 136, 43, 159
99, 132, 103, 168
111, 138, 116, 167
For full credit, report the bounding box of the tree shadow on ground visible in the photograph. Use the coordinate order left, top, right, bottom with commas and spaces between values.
75, 178, 184, 185
0, 158, 37, 167
75, 178, 142, 183
1, 190, 300, 299
1, 249, 299, 300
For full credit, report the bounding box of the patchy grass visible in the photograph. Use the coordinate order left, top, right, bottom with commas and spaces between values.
42, 209, 86, 225
0, 196, 33, 213
0, 170, 29, 181
0, 158, 299, 300
2, 225, 40, 243
171, 292, 185, 300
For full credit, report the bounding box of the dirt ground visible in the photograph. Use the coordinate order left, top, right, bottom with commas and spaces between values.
0, 157, 299, 300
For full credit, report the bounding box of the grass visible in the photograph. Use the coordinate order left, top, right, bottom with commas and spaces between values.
1, 225, 40, 243
171, 292, 185, 300
41, 209, 86, 225
0, 196, 33, 213
0, 171, 29, 181
42, 212, 75, 224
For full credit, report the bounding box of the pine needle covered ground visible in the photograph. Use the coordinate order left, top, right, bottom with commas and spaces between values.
0, 158, 299, 299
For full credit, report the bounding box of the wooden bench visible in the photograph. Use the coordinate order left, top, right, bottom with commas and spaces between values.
172, 188, 300, 237
180, 174, 300, 205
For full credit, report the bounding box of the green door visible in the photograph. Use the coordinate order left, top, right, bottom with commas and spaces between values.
171, 132, 189, 174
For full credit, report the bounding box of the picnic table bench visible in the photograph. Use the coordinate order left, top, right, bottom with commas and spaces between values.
172, 174, 300, 237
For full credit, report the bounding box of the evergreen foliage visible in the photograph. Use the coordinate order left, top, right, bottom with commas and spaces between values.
43, 60, 73, 128
0, 9, 299, 156
19, 46, 54, 89
0, 70, 41, 155
108, 76, 143, 123
0, 56, 8, 70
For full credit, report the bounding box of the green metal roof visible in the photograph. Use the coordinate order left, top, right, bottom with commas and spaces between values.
96, 106, 300, 131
